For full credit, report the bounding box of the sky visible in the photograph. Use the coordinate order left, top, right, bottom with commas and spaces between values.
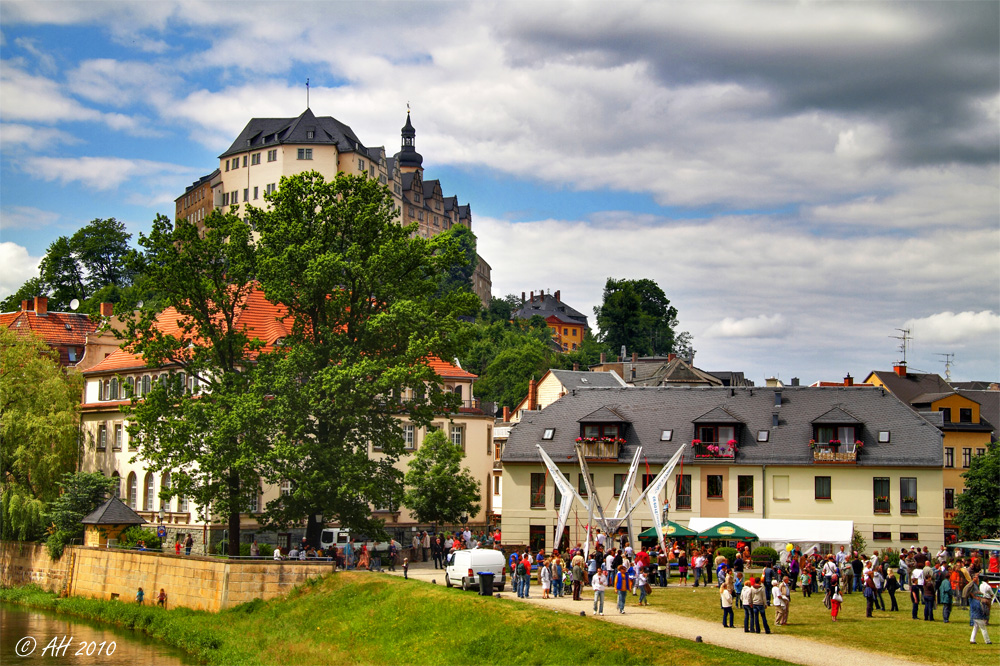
1, 1, 998, 385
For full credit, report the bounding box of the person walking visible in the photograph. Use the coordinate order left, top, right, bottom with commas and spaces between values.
692, 550, 704, 588
969, 575, 993, 645
592, 568, 607, 615
614, 565, 632, 614
886, 571, 900, 611
135, 587, 144, 605
156, 588, 167, 608
636, 567, 649, 606
678, 550, 689, 586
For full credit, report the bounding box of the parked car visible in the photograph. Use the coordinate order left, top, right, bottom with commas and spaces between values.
445, 549, 506, 592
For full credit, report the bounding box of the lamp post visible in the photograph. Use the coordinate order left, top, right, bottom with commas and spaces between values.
459, 510, 469, 528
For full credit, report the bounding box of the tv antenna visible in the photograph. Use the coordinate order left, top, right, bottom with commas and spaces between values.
306, 78, 310, 108
936, 353, 954, 382
890, 328, 912, 364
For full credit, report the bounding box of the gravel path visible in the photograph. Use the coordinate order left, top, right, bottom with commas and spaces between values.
385, 560, 932, 666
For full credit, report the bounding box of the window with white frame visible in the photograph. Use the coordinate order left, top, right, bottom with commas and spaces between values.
179, 495, 189, 512
98, 424, 108, 450
403, 424, 415, 450
161, 473, 171, 511
280, 480, 292, 497
144, 473, 155, 511
114, 423, 123, 451
451, 425, 464, 451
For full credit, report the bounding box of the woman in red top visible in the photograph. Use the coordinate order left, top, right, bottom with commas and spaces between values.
989, 553, 999, 574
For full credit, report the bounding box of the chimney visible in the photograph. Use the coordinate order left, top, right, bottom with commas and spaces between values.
893, 363, 907, 377
527, 379, 538, 411
21, 299, 30, 312
502, 406, 510, 422
530, 291, 534, 303
33, 296, 48, 316
667, 353, 677, 362
791, 377, 800, 387
100, 302, 114, 317
631, 352, 638, 363
554, 290, 560, 302
844, 373, 854, 387
600, 352, 606, 364
573, 362, 579, 371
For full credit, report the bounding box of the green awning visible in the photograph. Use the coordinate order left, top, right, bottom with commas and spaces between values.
638, 521, 699, 539
696, 521, 758, 540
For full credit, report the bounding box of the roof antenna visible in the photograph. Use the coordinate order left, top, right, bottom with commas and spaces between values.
936, 353, 954, 382
890, 328, 911, 364
306, 78, 310, 109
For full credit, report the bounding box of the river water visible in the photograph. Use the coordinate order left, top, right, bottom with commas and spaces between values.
0, 603, 196, 665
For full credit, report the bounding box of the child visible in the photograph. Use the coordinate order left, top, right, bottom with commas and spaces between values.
156, 588, 167, 608
734, 571, 744, 608
136, 587, 144, 605
402, 557, 409, 579
831, 576, 843, 621
174, 539, 181, 556
721, 583, 734, 627
636, 567, 649, 606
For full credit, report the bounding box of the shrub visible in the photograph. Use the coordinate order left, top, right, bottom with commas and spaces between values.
118, 526, 162, 551
716, 547, 737, 564
46, 530, 72, 560
215, 540, 271, 557
750, 546, 778, 567
884, 551, 900, 568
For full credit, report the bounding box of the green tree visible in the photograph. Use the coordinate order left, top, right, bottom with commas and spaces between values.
955, 441, 1000, 540
121, 211, 271, 557
38, 236, 87, 310
0, 277, 46, 313
250, 171, 479, 543
594, 278, 681, 357
436, 224, 478, 296
0, 329, 82, 541
481, 294, 519, 323
402, 429, 481, 526
45, 471, 118, 558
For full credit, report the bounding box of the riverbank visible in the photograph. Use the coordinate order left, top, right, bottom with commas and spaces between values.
1, 573, 794, 666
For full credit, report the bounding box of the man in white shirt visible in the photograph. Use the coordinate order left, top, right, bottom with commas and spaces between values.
273, 546, 282, 560
936, 546, 948, 564
836, 546, 847, 569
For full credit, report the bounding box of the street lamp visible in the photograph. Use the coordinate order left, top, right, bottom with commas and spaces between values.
459, 510, 469, 527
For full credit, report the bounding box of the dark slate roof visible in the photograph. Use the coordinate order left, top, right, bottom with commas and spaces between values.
706, 371, 754, 387
81, 497, 147, 525
549, 369, 625, 390
694, 406, 742, 423
513, 293, 588, 327
951, 381, 998, 391
219, 108, 365, 159
502, 386, 943, 467
959, 390, 1000, 441
868, 369, 952, 406
579, 406, 628, 423
911, 391, 962, 406
811, 407, 861, 424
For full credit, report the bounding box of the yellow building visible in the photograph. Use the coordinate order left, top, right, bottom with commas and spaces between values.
512, 290, 588, 352
865, 365, 994, 540
502, 385, 944, 552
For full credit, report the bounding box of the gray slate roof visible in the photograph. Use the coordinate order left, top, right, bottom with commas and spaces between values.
513, 293, 588, 326
503, 386, 943, 467
868, 370, 952, 406
81, 497, 147, 525
549, 369, 625, 390
219, 108, 366, 159
959, 390, 1000, 441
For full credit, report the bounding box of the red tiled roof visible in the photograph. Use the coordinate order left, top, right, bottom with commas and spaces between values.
2, 309, 99, 366
86, 286, 292, 375
428, 356, 477, 380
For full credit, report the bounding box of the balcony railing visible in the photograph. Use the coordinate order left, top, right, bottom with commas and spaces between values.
873, 499, 890, 514
693, 442, 736, 462
576, 438, 622, 461
738, 496, 754, 511
813, 450, 857, 464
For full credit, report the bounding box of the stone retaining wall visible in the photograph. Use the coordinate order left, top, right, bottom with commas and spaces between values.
1, 541, 334, 612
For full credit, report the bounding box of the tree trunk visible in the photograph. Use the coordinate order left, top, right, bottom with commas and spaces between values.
228, 471, 241, 558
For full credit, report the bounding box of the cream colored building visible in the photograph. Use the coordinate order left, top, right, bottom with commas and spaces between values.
501, 386, 945, 552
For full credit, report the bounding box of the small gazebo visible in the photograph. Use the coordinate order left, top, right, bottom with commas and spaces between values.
81, 497, 146, 547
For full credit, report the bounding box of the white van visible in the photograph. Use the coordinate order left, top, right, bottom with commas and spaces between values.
444, 549, 506, 592
319, 529, 389, 553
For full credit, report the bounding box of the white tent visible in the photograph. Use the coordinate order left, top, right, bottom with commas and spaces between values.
687, 518, 853, 550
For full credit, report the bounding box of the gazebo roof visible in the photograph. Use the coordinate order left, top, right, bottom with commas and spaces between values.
81, 497, 147, 525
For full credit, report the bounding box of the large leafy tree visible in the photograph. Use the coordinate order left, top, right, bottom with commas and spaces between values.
251, 171, 479, 543
0, 329, 83, 541
954, 441, 999, 540
122, 212, 272, 557
594, 277, 684, 357
402, 430, 480, 526
45, 472, 118, 559
436, 224, 478, 296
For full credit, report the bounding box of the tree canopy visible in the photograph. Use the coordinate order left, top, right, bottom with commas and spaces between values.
402, 429, 481, 526
250, 171, 480, 542
0, 329, 82, 541
594, 278, 682, 358
955, 441, 1000, 540
121, 211, 271, 557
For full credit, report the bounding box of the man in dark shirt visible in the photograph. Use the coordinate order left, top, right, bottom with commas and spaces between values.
851, 554, 864, 592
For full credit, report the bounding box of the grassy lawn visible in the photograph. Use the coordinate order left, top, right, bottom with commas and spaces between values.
2, 573, 795, 666
644, 581, 996, 666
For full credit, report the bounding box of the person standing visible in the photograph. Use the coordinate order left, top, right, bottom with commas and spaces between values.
851, 552, 863, 592
572, 556, 585, 601
721, 582, 735, 627
136, 587, 144, 605
678, 550, 689, 586
614, 565, 632, 614
520, 552, 533, 598
692, 550, 703, 588
922, 574, 936, 621
657, 549, 668, 587
157, 588, 167, 608
830, 580, 843, 621
541, 557, 552, 599
938, 571, 953, 623
886, 571, 900, 611
776, 576, 791, 625
184, 533, 193, 556
636, 567, 649, 606
741, 578, 755, 632
864, 568, 878, 618
771, 580, 785, 626
250, 540, 260, 559
593, 567, 607, 615
910, 572, 922, 619
751, 578, 771, 634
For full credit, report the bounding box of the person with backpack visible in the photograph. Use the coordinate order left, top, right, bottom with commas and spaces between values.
516, 552, 532, 598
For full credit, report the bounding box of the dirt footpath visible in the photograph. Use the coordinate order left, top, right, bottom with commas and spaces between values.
386, 560, 930, 666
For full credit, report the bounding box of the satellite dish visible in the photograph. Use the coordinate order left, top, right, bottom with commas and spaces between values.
137, 301, 144, 309
69, 299, 80, 311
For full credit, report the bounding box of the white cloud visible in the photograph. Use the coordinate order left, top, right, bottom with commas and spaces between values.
705, 315, 789, 339
22, 156, 196, 191
0, 205, 61, 230
904, 311, 1000, 344
0, 242, 41, 300
0, 123, 80, 149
